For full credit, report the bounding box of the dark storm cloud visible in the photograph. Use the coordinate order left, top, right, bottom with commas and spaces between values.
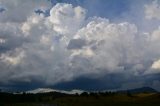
0, 7, 5, 13
52, 73, 160, 91
67, 39, 86, 49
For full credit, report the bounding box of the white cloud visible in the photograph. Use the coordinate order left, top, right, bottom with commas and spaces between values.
151, 27, 160, 41
0, 1, 160, 87
49, 3, 86, 35
40, 35, 51, 45
21, 14, 46, 37
0, 0, 51, 22
149, 27, 160, 58
0, 38, 5, 44
0, 48, 25, 66
145, 59, 160, 74
71, 19, 138, 73
145, 0, 160, 20
151, 59, 160, 70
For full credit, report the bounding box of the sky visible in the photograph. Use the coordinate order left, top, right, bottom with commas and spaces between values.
0, 0, 160, 91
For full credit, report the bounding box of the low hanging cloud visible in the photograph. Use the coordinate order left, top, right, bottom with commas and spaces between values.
0, 0, 160, 90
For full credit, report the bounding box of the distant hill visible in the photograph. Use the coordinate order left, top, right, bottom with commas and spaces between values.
118, 87, 158, 93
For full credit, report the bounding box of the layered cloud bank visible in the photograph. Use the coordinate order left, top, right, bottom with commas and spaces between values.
0, 0, 160, 90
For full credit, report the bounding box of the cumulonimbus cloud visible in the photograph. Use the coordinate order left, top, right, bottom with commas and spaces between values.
0, 0, 160, 90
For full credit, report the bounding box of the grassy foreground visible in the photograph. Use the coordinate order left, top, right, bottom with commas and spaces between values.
53, 93, 160, 106
0, 92, 160, 106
